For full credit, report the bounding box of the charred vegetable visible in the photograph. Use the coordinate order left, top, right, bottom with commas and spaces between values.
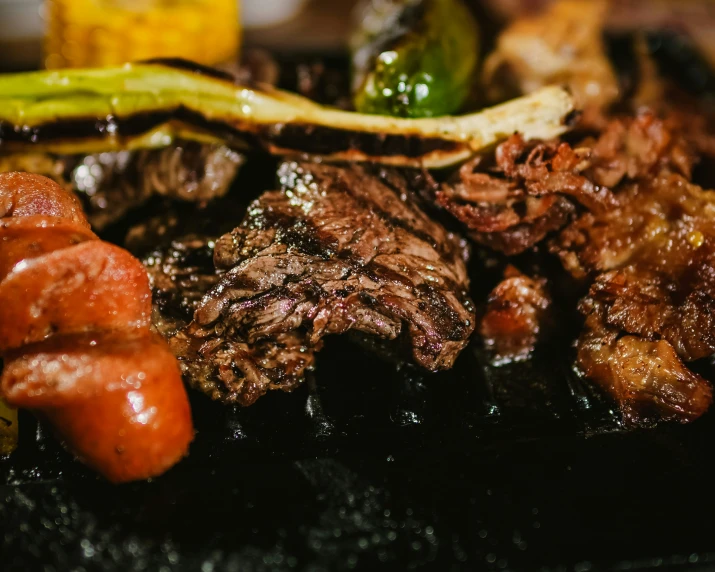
0, 59, 574, 169
351, 0, 479, 118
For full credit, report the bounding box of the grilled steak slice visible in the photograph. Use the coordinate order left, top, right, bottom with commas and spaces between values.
126, 205, 316, 406
554, 173, 715, 423
70, 143, 244, 230
180, 161, 475, 405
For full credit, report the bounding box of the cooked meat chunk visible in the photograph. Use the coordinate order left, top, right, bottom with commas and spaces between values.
126, 209, 318, 406
555, 173, 713, 278
180, 161, 475, 405
483, 0, 620, 113
436, 133, 612, 254
0, 142, 243, 230
578, 112, 698, 188
70, 143, 244, 230
480, 265, 551, 362
437, 112, 699, 256
170, 330, 316, 405
577, 310, 713, 425
584, 265, 715, 364
555, 173, 715, 422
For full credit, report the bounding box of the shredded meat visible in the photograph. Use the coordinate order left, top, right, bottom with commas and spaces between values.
436, 133, 612, 254
480, 265, 551, 362
438, 112, 700, 256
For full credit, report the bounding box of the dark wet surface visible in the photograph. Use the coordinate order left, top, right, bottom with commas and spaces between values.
2, 334, 715, 571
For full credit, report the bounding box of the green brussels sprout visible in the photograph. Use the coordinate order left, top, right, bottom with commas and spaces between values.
351, 0, 480, 118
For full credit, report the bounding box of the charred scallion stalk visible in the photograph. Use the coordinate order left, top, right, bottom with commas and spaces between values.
351, 0, 479, 118
0, 59, 575, 168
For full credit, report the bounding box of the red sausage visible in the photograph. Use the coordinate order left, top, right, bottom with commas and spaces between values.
0, 241, 151, 349
0, 172, 194, 482
2, 333, 193, 483
0, 172, 89, 227
0, 216, 97, 280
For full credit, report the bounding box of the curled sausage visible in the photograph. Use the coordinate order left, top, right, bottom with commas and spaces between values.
0, 172, 193, 483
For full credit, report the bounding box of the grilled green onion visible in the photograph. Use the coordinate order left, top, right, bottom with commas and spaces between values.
0, 60, 575, 168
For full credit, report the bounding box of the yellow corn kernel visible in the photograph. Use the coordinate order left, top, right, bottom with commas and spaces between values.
45, 0, 241, 69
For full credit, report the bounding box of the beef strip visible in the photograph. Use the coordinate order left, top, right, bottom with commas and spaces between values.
177, 161, 475, 405
126, 207, 317, 406
554, 173, 715, 423
480, 265, 551, 363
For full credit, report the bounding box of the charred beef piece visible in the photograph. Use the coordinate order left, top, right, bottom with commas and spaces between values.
177, 161, 475, 405
0, 142, 244, 231
436, 133, 612, 255
480, 265, 551, 363
437, 112, 699, 256
126, 208, 317, 405
69, 143, 244, 230
554, 173, 715, 423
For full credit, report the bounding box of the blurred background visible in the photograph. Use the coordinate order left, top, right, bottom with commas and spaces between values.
2, 0, 715, 73
0, 0, 359, 71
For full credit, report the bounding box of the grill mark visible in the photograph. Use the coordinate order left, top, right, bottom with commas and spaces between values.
221, 201, 467, 335
280, 164, 463, 293
310, 165, 446, 254
141, 57, 239, 84
262, 123, 460, 158
366, 166, 457, 259
262, 207, 404, 281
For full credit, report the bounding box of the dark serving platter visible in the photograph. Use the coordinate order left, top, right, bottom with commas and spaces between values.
3, 333, 715, 571
4, 39, 715, 571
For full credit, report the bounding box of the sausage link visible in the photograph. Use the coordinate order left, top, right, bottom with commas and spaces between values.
0, 172, 193, 483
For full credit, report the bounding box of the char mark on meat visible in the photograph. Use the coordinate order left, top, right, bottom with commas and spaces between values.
554, 173, 715, 423
182, 161, 475, 405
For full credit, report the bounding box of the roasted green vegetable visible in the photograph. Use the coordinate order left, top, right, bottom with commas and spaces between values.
351, 0, 479, 118
0, 59, 574, 168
